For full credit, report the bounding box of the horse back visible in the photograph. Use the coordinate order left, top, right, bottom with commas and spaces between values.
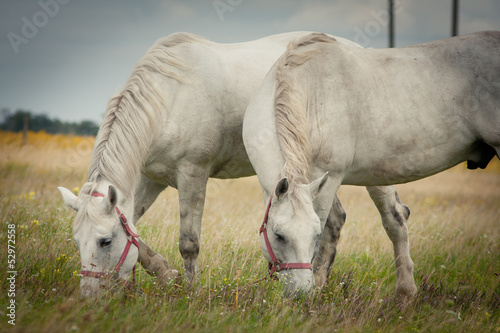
292, 31, 500, 184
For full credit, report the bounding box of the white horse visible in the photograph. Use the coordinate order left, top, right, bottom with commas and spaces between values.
59, 31, 383, 296
243, 31, 499, 298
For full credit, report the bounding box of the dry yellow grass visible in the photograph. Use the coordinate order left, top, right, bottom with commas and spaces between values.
0, 130, 94, 196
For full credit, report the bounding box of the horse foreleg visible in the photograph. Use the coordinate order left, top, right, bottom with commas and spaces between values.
133, 176, 180, 284
177, 167, 208, 284
313, 194, 346, 287
137, 238, 181, 284
366, 186, 417, 301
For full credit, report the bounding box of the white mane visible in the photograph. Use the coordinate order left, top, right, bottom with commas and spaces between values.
274, 33, 337, 191
84, 33, 210, 196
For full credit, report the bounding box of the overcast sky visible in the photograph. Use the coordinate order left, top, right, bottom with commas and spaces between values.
1, 0, 499, 123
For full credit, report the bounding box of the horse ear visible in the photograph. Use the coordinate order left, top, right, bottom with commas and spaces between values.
57, 187, 80, 212
307, 172, 329, 197
101, 185, 118, 215
275, 177, 289, 199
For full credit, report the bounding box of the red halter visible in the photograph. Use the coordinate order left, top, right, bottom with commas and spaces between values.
79, 192, 140, 286
259, 196, 313, 277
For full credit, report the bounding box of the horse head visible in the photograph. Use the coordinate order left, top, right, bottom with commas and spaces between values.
58, 182, 139, 297
260, 173, 328, 298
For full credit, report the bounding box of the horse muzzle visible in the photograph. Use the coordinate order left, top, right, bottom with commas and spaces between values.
279, 268, 315, 298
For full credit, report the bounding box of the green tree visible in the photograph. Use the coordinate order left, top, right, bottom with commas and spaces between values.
0, 108, 99, 136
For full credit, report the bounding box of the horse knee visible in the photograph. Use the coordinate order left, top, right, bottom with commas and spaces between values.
179, 234, 200, 260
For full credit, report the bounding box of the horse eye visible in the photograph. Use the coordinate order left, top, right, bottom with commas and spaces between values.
99, 238, 112, 248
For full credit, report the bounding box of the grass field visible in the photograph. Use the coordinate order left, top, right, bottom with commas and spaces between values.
1, 130, 499, 332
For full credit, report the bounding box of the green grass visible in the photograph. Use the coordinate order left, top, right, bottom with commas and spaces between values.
1, 143, 499, 332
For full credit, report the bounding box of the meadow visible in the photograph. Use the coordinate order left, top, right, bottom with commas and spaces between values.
0, 130, 499, 332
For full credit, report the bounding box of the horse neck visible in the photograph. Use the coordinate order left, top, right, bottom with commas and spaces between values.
244, 106, 288, 197
87, 87, 166, 197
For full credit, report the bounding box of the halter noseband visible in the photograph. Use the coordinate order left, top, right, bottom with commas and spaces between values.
79, 192, 140, 286
259, 196, 313, 277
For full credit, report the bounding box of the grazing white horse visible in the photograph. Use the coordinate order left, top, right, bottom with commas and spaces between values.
59, 31, 381, 296
243, 31, 499, 298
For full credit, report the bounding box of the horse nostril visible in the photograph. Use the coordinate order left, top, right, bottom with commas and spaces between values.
275, 233, 286, 242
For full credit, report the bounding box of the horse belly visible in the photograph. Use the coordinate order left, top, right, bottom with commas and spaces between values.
342, 155, 460, 186
342, 135, 476, 186
210, 156, 255, 179
208, 125, 256, 179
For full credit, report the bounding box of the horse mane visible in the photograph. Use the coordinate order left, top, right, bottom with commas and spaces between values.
84, 33, 211, 196
274, 33, 336, 190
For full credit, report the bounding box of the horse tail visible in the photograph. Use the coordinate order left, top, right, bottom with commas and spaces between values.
274, 33, 336, 185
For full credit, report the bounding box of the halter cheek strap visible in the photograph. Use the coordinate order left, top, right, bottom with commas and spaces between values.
79, 192, 140, 286
259, 196, 313, 277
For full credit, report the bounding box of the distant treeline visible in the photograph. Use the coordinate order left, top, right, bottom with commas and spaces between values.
0, 109, 99, 136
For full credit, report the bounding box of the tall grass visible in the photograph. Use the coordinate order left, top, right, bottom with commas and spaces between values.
1, 130, 499, 332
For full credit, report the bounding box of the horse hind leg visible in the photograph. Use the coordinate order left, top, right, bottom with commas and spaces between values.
313, 194, 346, 287
366, 186, 417, 301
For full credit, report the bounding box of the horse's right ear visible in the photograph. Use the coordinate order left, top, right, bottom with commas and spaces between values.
275, 177, 289, 200
57, 187, 80, 212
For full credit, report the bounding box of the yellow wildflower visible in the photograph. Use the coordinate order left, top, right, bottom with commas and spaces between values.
31, 220, 39, 226
56, 254, 70, 263
73, 187, 80, 195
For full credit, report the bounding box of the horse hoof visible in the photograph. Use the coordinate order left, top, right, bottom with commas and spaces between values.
393, 289, 417, 307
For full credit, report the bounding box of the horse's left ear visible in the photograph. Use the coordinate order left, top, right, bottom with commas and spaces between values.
101, 185, 118, 215
58, 186, 80, 212
307, 172, 329, 197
